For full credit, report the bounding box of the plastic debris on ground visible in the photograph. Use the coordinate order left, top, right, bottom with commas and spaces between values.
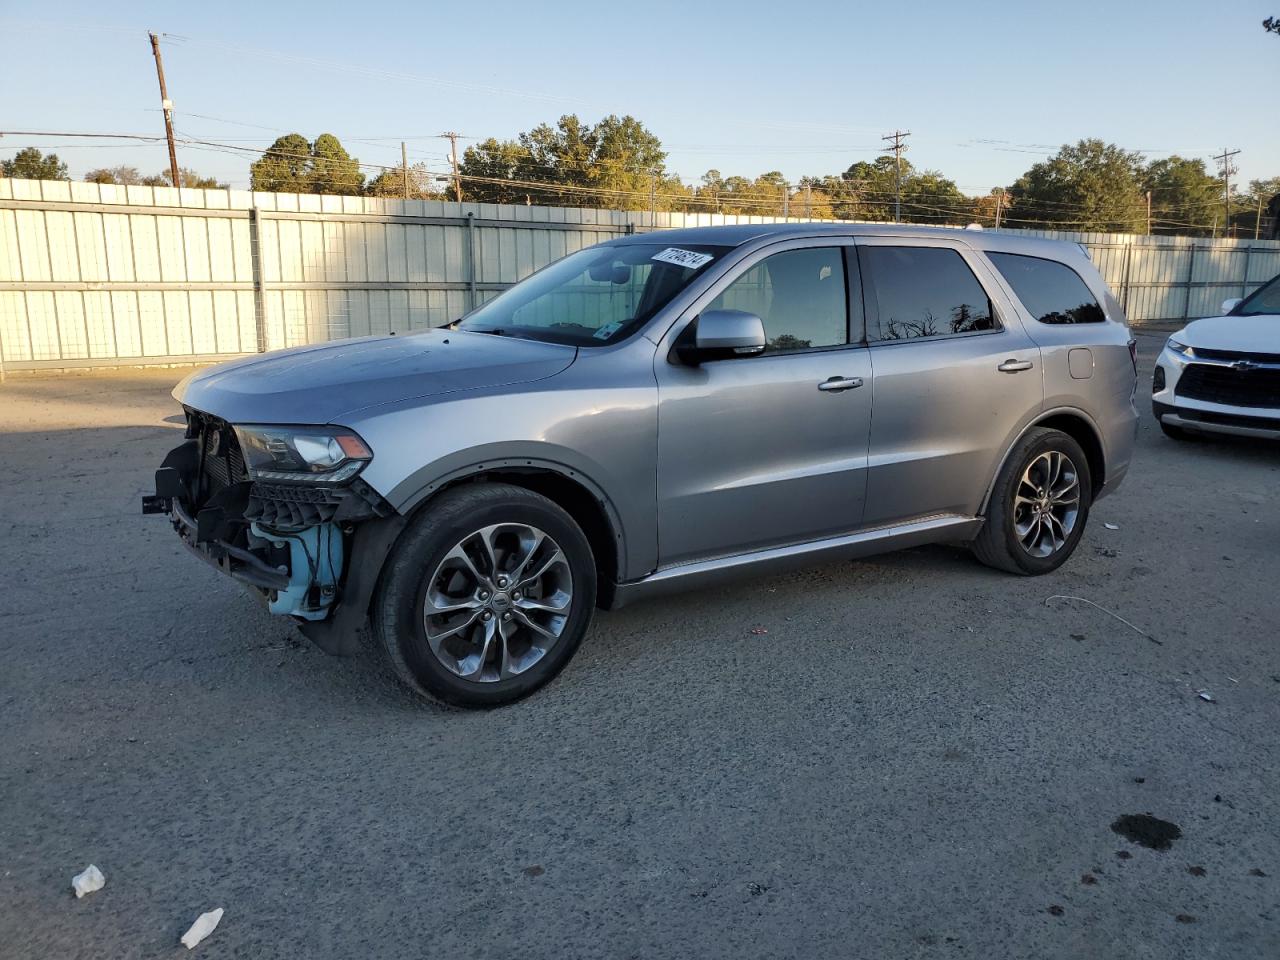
71, 864, 105, 898
1197, 690, 1215, 703
1103, 522, 1120, 530
181, 908, 224, 949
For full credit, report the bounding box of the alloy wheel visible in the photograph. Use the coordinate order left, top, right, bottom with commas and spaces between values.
422, 523, 573, 682
1012, 450, 1081, 558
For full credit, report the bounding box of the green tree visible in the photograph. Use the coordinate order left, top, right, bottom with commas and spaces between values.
1142, 156, 1221, 235
456, 138, 534, 203
311, 133, 364, 195
804, 157, 969, 223
1231, 176, 1280, 237
250, 133, 312, 192
168, 168, 229, 190
366, 162, 443, 199
1005, 139, 1146, 231
250, 134, 363, 194
85, 165, 144, 186
459, 114, 671, 209
2, 147, 69, 180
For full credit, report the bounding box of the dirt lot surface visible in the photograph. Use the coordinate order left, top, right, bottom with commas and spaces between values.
2, 332, 1278, 959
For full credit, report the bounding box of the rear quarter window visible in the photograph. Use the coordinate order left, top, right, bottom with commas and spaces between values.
987, 252, 1105, 325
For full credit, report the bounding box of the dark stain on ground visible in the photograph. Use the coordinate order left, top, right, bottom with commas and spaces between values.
1047, 905, 1065, 917
1175, 914, 1197, 924
522, 865, 545, 877
1249, 868, 1268, 877
1111, 814, 1182, 850
1081, 873, 1098, 885
1188, 865, 1206, 877
1116, 850, 1133, 860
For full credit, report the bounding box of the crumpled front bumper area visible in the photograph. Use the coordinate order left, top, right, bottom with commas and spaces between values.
143, 410, 400, 652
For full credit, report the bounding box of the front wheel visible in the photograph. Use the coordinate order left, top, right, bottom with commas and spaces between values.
971, 427, 1092, 575
373, 483, 596, 708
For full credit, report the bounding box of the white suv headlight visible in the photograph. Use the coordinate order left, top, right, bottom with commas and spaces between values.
1166, 339, 1195, 359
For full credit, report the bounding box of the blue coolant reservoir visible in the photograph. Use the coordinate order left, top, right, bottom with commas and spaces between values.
250, 522, 343, 620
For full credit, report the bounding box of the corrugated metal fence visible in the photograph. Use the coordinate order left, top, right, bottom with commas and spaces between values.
2, 176, 1278, 372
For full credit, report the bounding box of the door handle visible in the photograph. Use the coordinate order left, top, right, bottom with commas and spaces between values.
997, 359, 1034, 373
818, 376, 864, 392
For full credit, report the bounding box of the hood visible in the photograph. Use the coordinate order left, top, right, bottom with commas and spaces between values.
1177, 313, 1280, 353
174, 329, 577, 424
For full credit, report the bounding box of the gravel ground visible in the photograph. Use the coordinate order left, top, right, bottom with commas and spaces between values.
2, 332, 1278, 959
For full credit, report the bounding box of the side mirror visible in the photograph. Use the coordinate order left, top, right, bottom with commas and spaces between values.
677, 309, 767, 364
1221, 297, 1242, 315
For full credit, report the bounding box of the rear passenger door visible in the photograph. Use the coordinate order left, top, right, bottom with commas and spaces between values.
856, 237, 1043, 526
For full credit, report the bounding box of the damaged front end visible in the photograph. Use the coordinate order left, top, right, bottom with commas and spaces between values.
143, 410, 403, 654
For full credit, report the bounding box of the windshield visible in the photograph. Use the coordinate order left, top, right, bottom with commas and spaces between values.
458, 243, 729, 346
1234, 273, 1280, 316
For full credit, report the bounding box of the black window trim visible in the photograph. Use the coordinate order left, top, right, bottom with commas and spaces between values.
984, 250, 1106, 326
857, 244, 1005, 347
691, 241, 867, 362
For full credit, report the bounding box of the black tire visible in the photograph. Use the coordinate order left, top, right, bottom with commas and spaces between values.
1160, 421, 1196, 441
373, 482, 596, 708
971, 427, 1092, 576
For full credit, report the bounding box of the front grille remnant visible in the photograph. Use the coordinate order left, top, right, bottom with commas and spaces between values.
191, 411, 249, 503
248, 482, 345, 527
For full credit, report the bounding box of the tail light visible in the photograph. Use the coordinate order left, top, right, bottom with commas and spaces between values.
1127, 338, 1138, 374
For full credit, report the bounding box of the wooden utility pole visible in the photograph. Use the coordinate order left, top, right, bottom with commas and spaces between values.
441, 131, 462, 202
804, 181, 812, 219
1255, 194, 1265, 240
993, 189, 1003, 229
148, 32, 181, 193
783, 182, 790, 219
1213, 147, 1240, 237
401, 141, 410, 199
881, 130, 910, 222
1146, 191, 1152, 235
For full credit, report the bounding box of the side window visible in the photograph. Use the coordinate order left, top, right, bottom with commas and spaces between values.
861, 246, 996, 342
706, 247, 847, 353
987, 252, 1105, 324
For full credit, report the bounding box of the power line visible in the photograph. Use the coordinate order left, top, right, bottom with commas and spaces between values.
1212, 147, 1241, 236
3, 129, 1266, 230
158, 33, 579, 106
881, 130, 910, 223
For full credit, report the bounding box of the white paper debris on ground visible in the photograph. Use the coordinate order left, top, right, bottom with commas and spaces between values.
71, 864, 105, 898
1103, 522, 1119, 530
1197, 690, 1216, 703
181, 908, 224, 949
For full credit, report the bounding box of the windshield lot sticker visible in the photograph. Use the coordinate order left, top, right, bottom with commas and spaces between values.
593, 320, 624, 340
652, 247, 713, 270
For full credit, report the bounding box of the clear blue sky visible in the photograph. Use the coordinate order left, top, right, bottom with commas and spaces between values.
2, 0, 1277, 196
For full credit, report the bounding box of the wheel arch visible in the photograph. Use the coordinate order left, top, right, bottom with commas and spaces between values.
398, 459, 625, 609
981, 407, 1107, 513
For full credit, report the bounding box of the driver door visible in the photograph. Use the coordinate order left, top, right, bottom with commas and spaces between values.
654, 241, 873, 566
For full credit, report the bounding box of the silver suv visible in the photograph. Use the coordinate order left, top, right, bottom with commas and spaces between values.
144, 224, 1138, 707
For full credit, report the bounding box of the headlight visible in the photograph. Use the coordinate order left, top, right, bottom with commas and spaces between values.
234, 425, 373, 483
1166, 339, 1195, 358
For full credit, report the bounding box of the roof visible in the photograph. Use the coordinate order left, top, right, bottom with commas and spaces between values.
612, 222, 1083, 259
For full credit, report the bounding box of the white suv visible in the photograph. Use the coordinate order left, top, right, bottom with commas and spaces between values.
1153, 272, 1280, 441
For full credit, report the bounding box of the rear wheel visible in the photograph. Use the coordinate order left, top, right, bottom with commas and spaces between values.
972, 428, 1092, 575
373, 483, 596, 708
